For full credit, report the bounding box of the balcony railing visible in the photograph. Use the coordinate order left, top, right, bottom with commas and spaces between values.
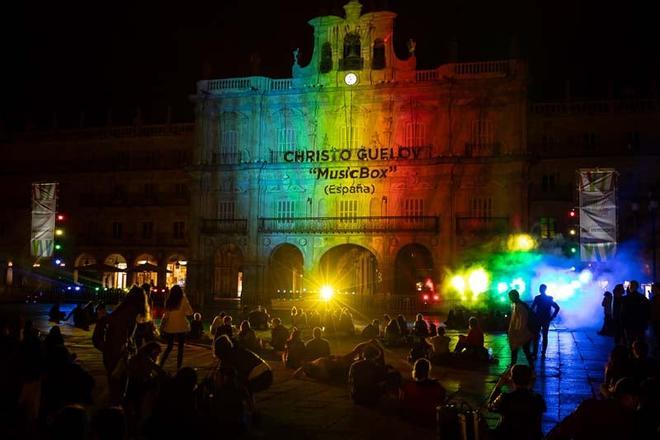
456, 216, 509, 236
201, 219, 248, 235
79, 192, 190, 208
259, 216, 440, 234
531, 99, 659, 115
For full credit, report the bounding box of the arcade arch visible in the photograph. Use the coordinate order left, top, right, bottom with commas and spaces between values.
103, 254, 128, 289
394, 243, 434, 295
318, 244, 377, 296
268, 244, 304, 299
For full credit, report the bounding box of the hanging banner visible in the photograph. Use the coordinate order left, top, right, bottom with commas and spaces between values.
31, 182, 58, 257
578, 169, 617, 261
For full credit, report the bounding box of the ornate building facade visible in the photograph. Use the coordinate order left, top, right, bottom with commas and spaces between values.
188, 0, 528, 306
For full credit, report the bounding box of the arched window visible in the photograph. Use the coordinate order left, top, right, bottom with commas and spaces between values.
342, 33, 362, 70
320, 42, 332, 73
372, 39, 385, 69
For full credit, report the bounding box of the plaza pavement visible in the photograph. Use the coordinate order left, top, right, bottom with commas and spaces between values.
10, 304, 612, 439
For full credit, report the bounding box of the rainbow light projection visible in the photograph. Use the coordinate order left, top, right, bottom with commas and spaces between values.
443, 235, 646, 328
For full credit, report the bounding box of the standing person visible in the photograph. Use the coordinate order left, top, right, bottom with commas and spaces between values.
598, 291, 614, 336
612, 284, 625, 345
531, 284, 560, 359
159, 285, 193, 370
507, 290, 535, 367
650, 283, 660, 353
103, 286, 149, 404
620, 280, 651, 347
134, 283, 153, 348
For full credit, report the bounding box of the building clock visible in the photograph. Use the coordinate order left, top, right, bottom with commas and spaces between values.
344, 72, 358, 86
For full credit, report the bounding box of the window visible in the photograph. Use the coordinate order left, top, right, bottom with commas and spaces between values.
277, 128, 296, 152
471, 118, 493, 150
338, 200, 358, 222
221, 130, 238, 154
541, 174, 556, 192
276, 201, 295, 222
402, 199, 424, 218
340, 126, 361, 149
173, 222, 185, 239
219, 200, 236, 220
141, 222, 154, 239
405, 122, 425, 147
539, 217, 556, 239
469, 197, 492, 218
112, 222, 123, 239
320, 42, 333, 73
372, 39, 385, 70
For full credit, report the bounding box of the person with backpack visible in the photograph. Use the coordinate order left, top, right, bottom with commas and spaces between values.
507, 290, 536, 367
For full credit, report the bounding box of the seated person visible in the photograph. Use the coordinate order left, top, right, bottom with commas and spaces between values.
546, 377, 638, 440
408, 336, 432, 364
428, 321, 438, 337
361, 319, 380, 340
269, 318, 289, 351
600, 345, 633, 398
400, 358, 447, 428
305, 327, 331, 361
413, 313, 429, 337
454, 316, 486, 359
69, 303, 91, 330
125, 342, 169, 418
236, 320, 261, 353
630, 339, 659, 385
208, 366, 254, 434
488, 364, 546, 440
282, 328, 306, 369
248, 306, 269, 331
427, 326, 451, 363
384, 316, 402, 346
49, 303, 66, 324
214, 315, 234, 340
348, 343, 388, 406
212, 335, 273, 394
209, 312, 226, 336
189, 312, 204, 340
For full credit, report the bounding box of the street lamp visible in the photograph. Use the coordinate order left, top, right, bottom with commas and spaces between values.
650, 199, 658, 282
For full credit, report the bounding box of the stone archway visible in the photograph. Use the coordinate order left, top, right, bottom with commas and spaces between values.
268, 243, 304, 299
394, 243, 434, 295
103, 254, 128, 289
318, 244, 377, 296
73, 253, 97, 284
214, 244, 243, 299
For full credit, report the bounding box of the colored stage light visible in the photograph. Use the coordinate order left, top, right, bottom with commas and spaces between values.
467, 268, 489, 295
320, 285, 334, 301
433, 295, 439, 301
510, 277, 526, 294
55, 244, 62, 250
578, 270, 593, 284
423, 294, 429, 301
450, 275, 466, 294
507, 234, 536, 252
55, 229, 64, 236
497, 282, 509, 294
55, 259, 61, 265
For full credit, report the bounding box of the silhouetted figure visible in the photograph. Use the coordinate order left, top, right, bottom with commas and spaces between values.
361, 319, 380, 340
488, 364, 545, 440
189, 312, 204, 340
599, 291, 614, 336
507, 290, 534, 367
400, 358, 447, 428
283, 328, 306, 369
600, 345, 633, 398
305, 327, 331, 361
531, 284, 560, 358
269, 318, 289, 351
620, 280, 650, 347
49, 303, 66, 324
212, 335, 272, 394
237, 320, 261, 353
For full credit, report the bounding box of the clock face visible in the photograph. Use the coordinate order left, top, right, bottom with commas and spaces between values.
344, 72, 358, 86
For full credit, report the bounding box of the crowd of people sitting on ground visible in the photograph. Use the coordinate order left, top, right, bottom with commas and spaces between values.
4, 279, 660, 438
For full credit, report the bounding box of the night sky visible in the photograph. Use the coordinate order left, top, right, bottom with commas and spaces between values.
1, 0, 658, 128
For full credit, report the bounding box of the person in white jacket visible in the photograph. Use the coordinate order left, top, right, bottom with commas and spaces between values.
159, 285, 193, 370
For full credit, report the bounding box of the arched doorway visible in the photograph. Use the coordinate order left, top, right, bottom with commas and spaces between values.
133, 254, 158, 286
214, 244, 243, 299
103, 254, 128, 289
268, 244, 304, 299
166, 255, 187, 288
73, 253, 97, 284
318, 244, 377, 296
394, 244, 434, 295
